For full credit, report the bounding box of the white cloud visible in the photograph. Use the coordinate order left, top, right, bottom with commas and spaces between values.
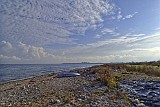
124, 33, 145, 37
1, 31, 160, 63
116, 9, 123, 20
0, 0, 115, 46
131, 47, 160, 53
117, 15, 122, 20
0, 41, 67, 64
136, 32, 160, 47
0, 54, 21, 61
0, 41, 12, 49
101, 28, 114, 34
62, 31, 160, 60
94, 34, 102, 38
115, 9, 138, 21
0, 39, 139, 63
122, 12, 138, 20
117, 15, 123, 20
126, 47, 160, 62
63, 33, 147, 56
66, 54, 136, 63
155, 27, 160, 31
101, 28, 120, 36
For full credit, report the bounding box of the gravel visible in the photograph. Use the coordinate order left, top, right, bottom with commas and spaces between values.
1, 67, 153, 107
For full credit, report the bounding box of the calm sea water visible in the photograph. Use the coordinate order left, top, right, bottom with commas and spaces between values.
0, 64, 101, 84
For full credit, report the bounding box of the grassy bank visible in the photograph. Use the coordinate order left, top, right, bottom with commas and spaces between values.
125, 64, 160, 77
90, 64, 160, 88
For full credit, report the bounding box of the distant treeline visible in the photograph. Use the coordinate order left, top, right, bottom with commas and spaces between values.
127, 60, 160, 66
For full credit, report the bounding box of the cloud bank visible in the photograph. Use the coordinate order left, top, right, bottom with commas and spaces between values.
0, 41, 62, 64
0, 41, 135, 63
0, 0, 159, 64
0, 0, 114, 46
1, 29, 160, 64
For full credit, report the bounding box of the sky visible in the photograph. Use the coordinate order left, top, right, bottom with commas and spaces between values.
0, 0, 160, 64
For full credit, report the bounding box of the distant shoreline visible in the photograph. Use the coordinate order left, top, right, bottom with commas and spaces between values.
62, 63, 105, 64
0, 63, 104, 65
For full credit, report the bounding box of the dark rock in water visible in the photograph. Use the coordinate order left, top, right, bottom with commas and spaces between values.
143, 101, 153, 107
144, 84, 153, 89
148, 92, 158, 97
153, 102, 160, 107
133, 99, 140, 104
139, 96, 151, 101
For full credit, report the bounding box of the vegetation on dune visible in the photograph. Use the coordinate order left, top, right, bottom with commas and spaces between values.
97, 68, 117, 88
91, 62, 160, 88
125, 65, 160, 77
88, 62, 160, 106
127, 60, 160, 66
93, 64, 125, 88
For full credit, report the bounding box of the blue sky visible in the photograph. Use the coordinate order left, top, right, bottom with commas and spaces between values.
0, 0, 160, 64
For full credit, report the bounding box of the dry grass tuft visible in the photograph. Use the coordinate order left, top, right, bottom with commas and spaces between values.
95, 66, 118, 88
125, 65, 160, 77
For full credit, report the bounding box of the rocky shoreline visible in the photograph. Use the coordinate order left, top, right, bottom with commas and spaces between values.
0, 65, 160, 107
120, 73, 160, 107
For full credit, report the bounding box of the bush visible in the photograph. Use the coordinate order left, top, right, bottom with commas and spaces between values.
96, 66, 117, 88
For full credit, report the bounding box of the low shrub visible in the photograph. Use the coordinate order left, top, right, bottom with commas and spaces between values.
95, 67, 118, 88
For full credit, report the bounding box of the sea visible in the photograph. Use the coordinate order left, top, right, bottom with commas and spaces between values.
0, 63, 102, 84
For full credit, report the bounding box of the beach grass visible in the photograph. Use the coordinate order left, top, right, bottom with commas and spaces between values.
125, 64, 160, 77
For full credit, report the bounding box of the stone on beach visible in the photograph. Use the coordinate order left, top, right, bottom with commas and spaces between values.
0, 67, 131, 107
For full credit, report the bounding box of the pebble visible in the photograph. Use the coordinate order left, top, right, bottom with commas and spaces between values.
80, 95, 88, 100
65, 104, 71, 107
77, 98, 82, 101
55, 99, 61, 103
0, 67, 134, 107
133, 99, 140, 104
137, 103, 145, 107
153, 102, 160, 107
121, 80, 160, 107
70, 100, 77, 105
